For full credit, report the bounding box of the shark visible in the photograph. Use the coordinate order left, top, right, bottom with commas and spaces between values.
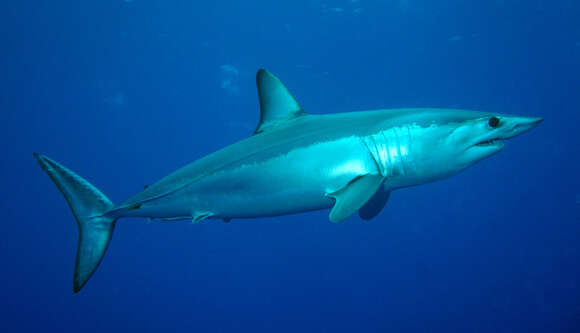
35, 69, 543, 293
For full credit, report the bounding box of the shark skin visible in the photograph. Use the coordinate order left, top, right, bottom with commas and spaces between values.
34, 69, 543, 292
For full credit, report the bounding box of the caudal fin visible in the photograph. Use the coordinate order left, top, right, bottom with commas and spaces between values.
34, 153, 116, 293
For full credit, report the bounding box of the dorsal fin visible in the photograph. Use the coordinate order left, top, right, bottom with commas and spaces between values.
254, 69, 304, 134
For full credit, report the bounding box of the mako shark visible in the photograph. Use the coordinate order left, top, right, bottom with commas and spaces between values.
35, 69, 542, 292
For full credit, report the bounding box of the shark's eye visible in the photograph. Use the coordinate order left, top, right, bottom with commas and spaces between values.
488, 116, 500, 128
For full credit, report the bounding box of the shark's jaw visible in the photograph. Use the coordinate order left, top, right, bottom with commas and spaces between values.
470, 132, 505, 152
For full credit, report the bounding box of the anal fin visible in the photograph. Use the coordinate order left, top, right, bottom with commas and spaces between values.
327, 174, 384, 223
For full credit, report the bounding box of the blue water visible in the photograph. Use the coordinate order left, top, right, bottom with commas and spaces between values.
2, 1, 579, 332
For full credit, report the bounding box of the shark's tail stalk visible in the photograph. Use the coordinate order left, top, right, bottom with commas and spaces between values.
33, 153, 116, 293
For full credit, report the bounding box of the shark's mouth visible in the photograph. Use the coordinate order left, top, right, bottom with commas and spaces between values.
469, 137, 505, 153
475, 139, 501, 147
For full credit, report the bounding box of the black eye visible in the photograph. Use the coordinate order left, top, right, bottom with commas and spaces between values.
488, 116, 500, 128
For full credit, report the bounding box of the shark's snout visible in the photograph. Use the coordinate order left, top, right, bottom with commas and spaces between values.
500, 116, 543, 140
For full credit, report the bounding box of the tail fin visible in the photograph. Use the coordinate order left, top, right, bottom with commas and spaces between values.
34, 153, 116, 293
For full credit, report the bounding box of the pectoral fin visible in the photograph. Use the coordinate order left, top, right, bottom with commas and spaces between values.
327, 174, 384, 223
359, 187, 391, 221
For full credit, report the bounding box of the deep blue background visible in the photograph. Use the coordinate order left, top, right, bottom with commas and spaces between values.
1, 1, 579, 332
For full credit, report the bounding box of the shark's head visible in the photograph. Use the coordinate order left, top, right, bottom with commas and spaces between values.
392, 111, 543, 184
444, 114, 543, 169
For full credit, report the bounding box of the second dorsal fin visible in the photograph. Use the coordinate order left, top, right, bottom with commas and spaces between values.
254, 69, 304, 134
